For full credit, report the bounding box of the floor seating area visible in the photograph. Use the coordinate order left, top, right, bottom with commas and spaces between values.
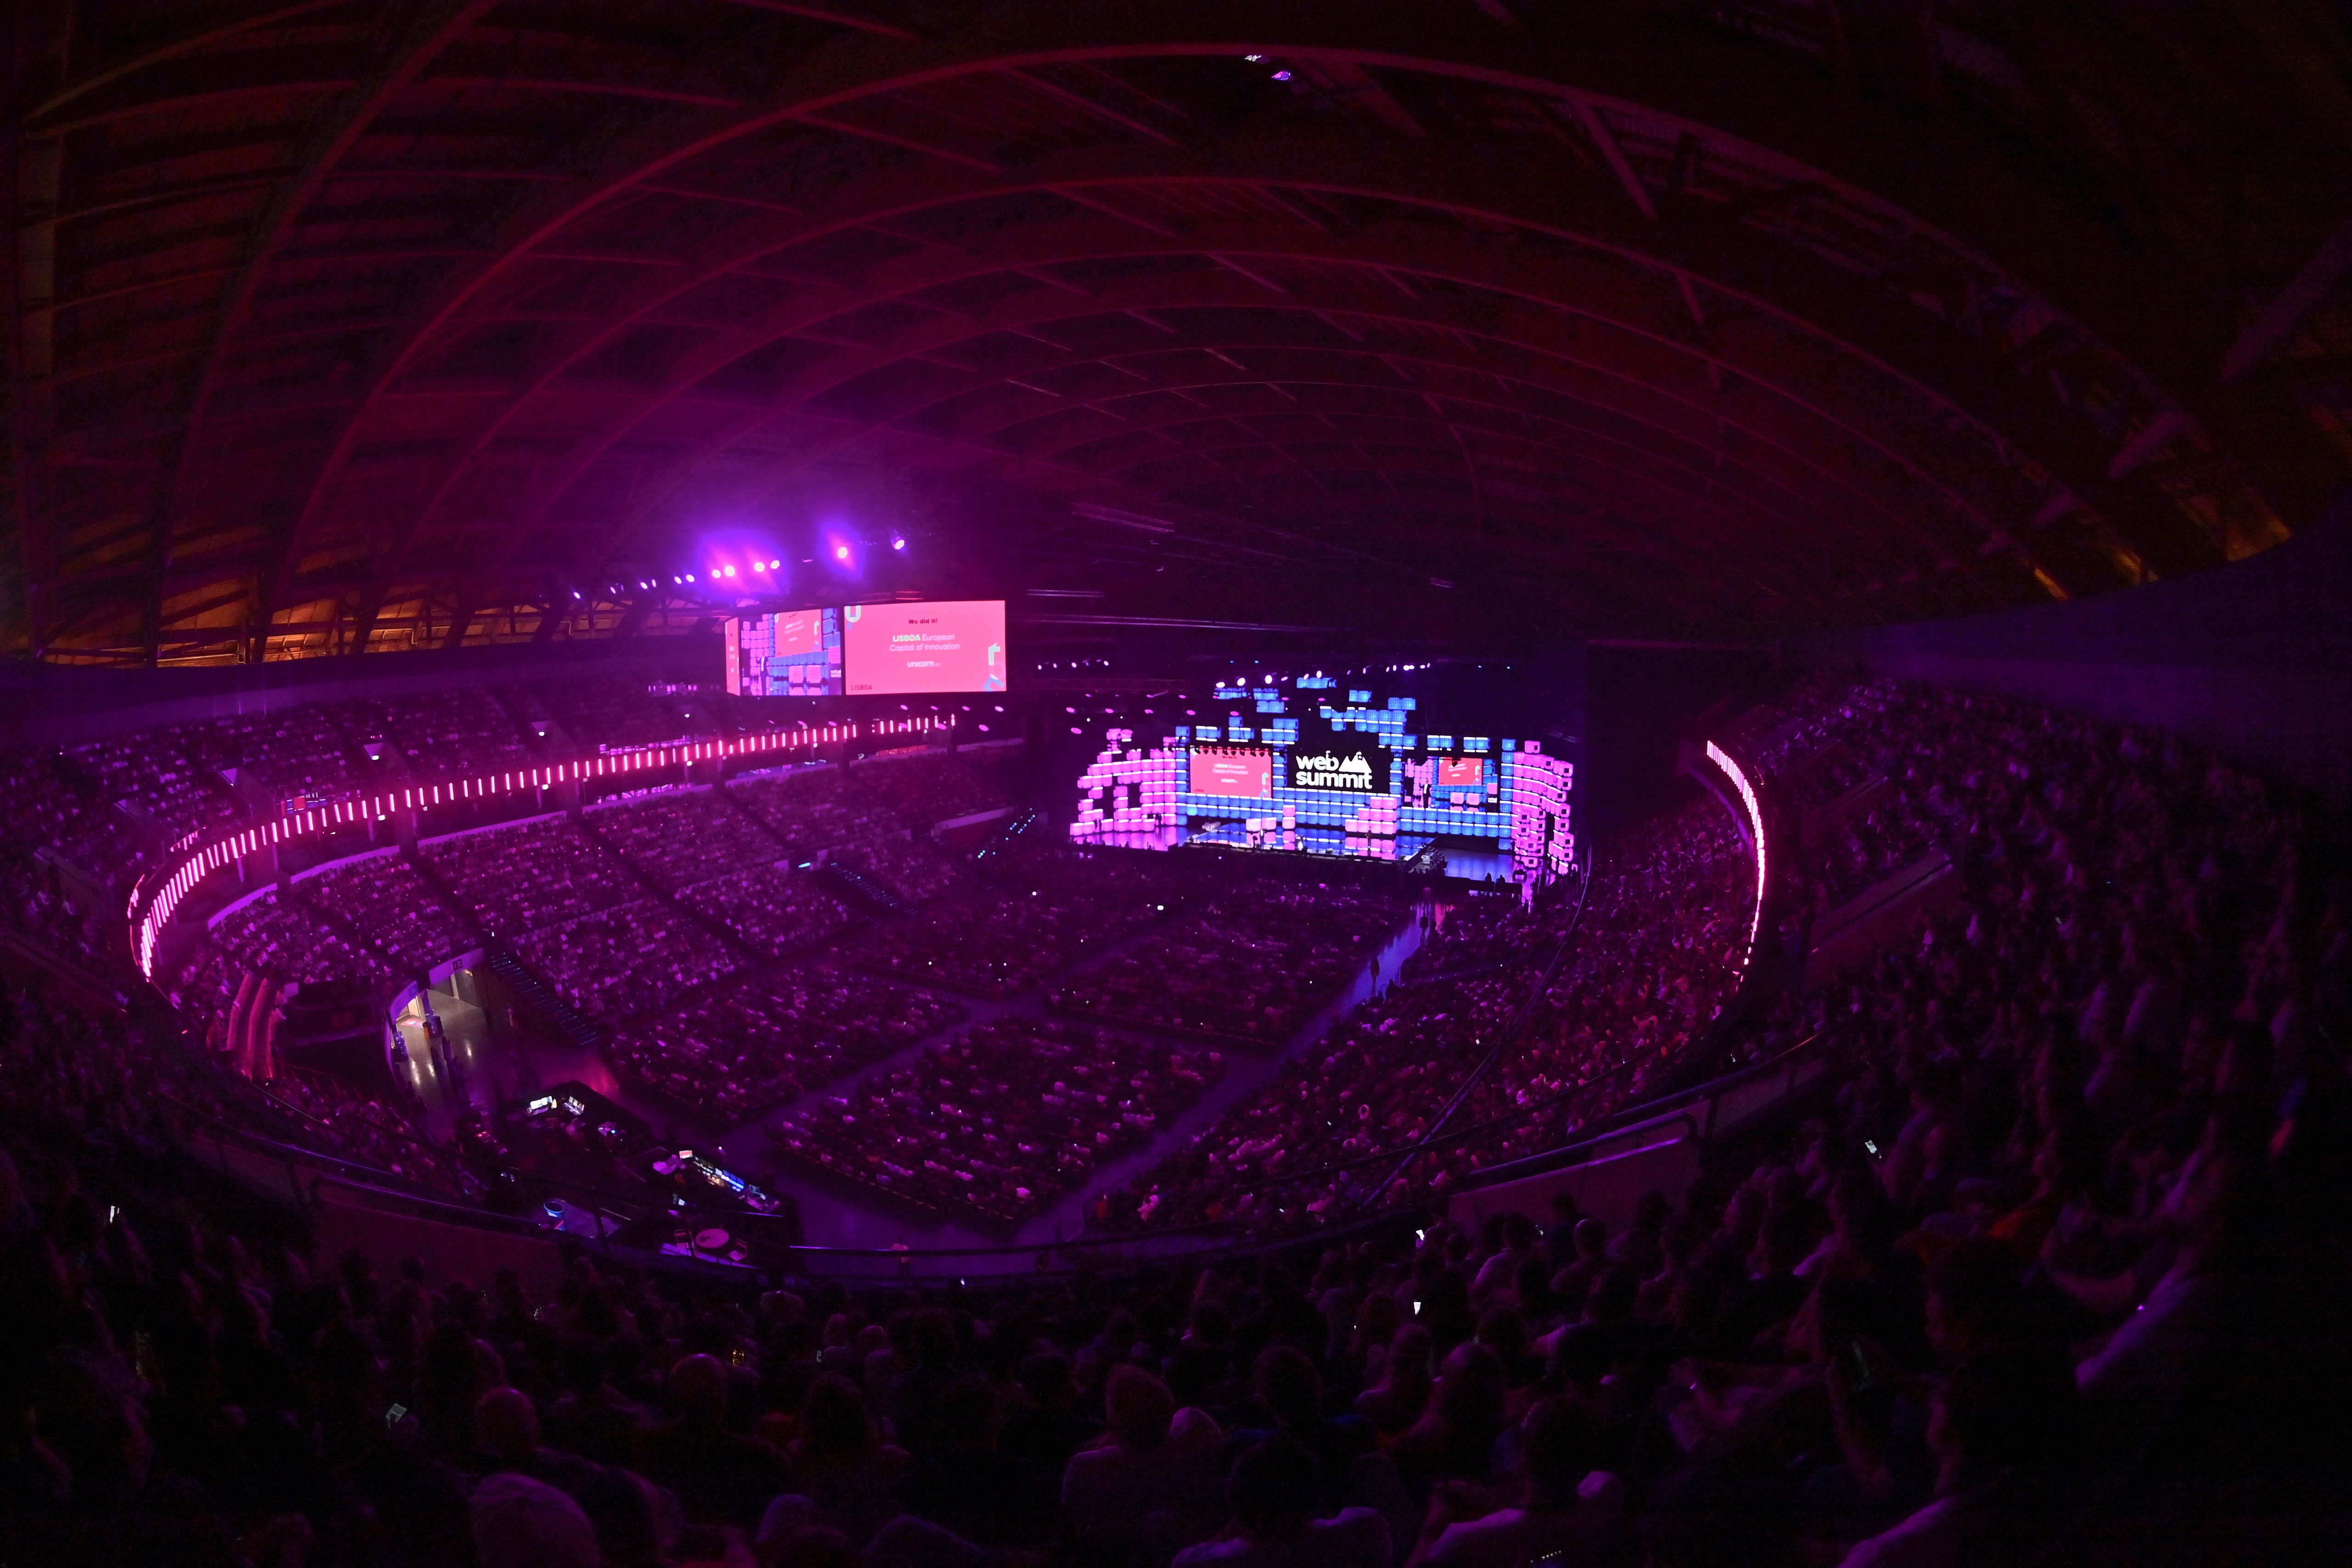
770, 1014, 1227, 1224
1047, 882, 1411, 1044
509, 900, 741, 1023
606, 964, 967, 1125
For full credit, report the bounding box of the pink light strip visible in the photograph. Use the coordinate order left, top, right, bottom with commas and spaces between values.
128, 716, 882, 977
1705, 740, 1768, 956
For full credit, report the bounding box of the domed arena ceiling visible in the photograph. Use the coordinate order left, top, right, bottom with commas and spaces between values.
5, 0, 2349, 664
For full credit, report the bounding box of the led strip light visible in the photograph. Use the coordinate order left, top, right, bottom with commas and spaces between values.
1705, 740, 1768, 957
128, 715, 946, 980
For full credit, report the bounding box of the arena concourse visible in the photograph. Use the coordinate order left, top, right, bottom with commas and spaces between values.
4, 7, 2348, 1567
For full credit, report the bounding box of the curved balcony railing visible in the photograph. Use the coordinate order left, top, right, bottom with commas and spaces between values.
128, 713, 950, 977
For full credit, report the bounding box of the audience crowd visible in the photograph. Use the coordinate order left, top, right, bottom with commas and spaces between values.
733, 770, 906, 852
64, 729, 245, 846
1788, 792, 1943, 927
0, 751, 156, 926
772, 1015, 1227, 1224
426, 820, 644, 939
1103, 967, 1527, 1230
6, 913, 2335, 1568
210, 891, 393, 987
360, 687, 540, 780
265, 1067, 486, 1203
1088, 802, 1742, 1234
1049, 882, 1411, 1043
512, 902, 741, 1025
677, 865, 853, 960
591, 792, 787, 892
183, 706, 378, 806
0, 671, 2343, 1568
854, 752, 1011, 829
300, 855, 477, 978
830, 838, 968, 906
539, 677, 705, 752
1425, 804, 1753, 1181
608, 966, 967, 1126
0, 842, 119, 978
851, 870, 1175, 999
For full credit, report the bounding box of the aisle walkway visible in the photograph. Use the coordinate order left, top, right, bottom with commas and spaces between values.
769, 899, 1433, 1257
1018, 908, 1429, 1244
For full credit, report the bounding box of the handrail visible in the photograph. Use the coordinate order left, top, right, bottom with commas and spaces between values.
171, 1023, 1834, 1274
1447, 1106, 1707, 1193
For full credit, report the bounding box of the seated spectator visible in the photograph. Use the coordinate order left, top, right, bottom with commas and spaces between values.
1388, 1343, 1507, 1500
901, 1372, 1034, 1544
1175, 1435, 1394, 1568
1063, 1365, 1226, 1554
1838, 1345, 2081, 1568
641, 1353, 788, 1523
1227, 1347, 1375, 1512
470, 1472, 602, 1568
781, 1371, 911, 1547
468, 1387, 605, 1502
1410, 1400, 1623, 1568
1001, 1350, 1097, 1520
1356, 1323, 1436, 1436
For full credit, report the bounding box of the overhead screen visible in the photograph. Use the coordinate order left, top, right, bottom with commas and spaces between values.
725, 608, 843, 696
724, 599, 1006, 697
843, 599, 1007, 695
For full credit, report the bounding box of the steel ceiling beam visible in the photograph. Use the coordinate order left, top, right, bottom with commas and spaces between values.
304, 126, 2222, 618
26, 1, 2341, 657
136, 0, 503, 665
439, 217, 2015, 581
234, 1, 2261, 644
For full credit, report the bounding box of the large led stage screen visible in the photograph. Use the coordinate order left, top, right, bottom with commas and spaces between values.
1289, 716, 1391, 794
1437, 757, 1486, 789
1189, 747, 1272, 798
842, 600, 1007, 695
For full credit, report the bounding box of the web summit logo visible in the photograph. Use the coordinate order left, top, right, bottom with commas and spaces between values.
1292, 748, 1376, 790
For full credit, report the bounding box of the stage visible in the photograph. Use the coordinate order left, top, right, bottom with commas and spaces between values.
1072, 819, 1527, 886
